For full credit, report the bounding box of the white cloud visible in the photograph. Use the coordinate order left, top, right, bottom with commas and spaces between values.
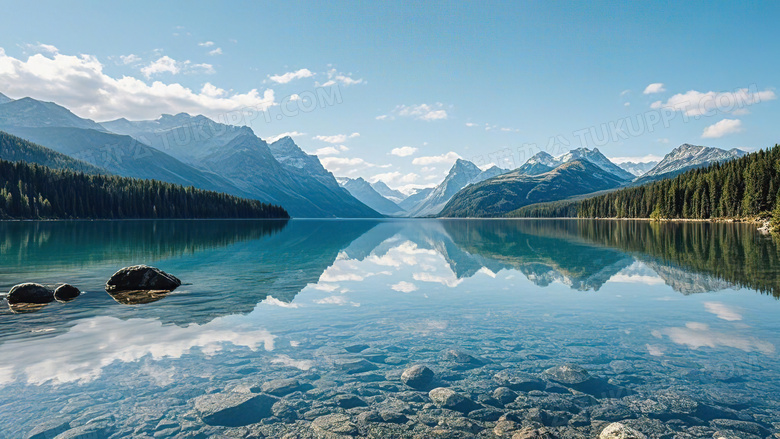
271, 355, 314, 371
119, 54, 141, 65
703, 302, 742, 321
208, 48, 223, 56
369, 171, 420, 186
643, 83, 666, 94
313, 132, 360, 143
465, 122, 479, 127
141, 56, 181, 77
375, 115, 390, 120
320, 157, 389, 177
394, 103, 448, 121
315, 295, 360, 307
0, 48, 275, 121
320, 68, 364, 87
190, 63, 215, 75
412, 151, 461, 166
198, 41, 215, 47
0, 315, 275, 385
651, 87, 776, 117
702, 119, 743, 138
266, 131, 306, 143
390, 146, 417, 157
269, 68, 314, 84
261, 296, 300, 308
26, 42, 59, 54
313, 145, 348, 156
654, 322, 774, 354
391, 281, 418, 293
413, 272, 463, 287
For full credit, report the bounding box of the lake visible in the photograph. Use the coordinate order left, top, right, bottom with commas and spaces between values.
0, 219, 778, 438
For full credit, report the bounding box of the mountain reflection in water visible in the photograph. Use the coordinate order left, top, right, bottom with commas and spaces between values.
1, 219, 779, 438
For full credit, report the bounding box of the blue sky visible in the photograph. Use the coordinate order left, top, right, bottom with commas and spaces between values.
1, 1, 778, 191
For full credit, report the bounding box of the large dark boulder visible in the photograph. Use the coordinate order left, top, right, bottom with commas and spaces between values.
6, 283, 54, 304
54, 284, 80, 302
105, 265, 181, 292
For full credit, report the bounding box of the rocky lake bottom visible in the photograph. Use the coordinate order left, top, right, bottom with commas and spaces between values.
0, 219, 778, 439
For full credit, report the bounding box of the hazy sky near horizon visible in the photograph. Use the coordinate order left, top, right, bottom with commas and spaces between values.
1, 1, 778, 191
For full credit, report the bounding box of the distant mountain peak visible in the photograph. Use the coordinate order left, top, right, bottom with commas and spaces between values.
0, 92, 12, 104
371, 180, 407, 203
636, 143, 746, 183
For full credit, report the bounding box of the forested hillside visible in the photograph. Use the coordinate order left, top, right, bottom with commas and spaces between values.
0, 159, 289, 219
0, 131, 105, 174
510, 144, 780, 222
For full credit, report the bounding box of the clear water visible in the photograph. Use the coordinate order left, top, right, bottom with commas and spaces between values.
0, 219, 778, 438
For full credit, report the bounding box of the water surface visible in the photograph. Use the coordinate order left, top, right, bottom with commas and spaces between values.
1, 219, 778, 438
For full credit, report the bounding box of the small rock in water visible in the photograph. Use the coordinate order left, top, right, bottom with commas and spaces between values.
105, 265, 181, 292
428, 387, 479, 413
401, 364, 434, 389
257, 378, 304, 396
332, 394, 367, 409
7, 283, 54, 304
311, 413, 358, 438
512, 427, 555, 439
334, 358, 378, 374
443, 349, 484, 365
543, 363, 591, 385
54, 284, 80, 302
193, 392, 276, 427
599, 422, 647, 439
492, 386, 518, 404
344, 344, 370, 353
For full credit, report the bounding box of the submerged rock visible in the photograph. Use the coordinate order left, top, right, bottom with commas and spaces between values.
8, 302, 49, 314
428, 387, 480, 413
7, 283, 54, 304
512, 426, 555, 439
105, 265, 181, 292
26, 420, 70, 439
543, 364, 591, 385
599, 422, 646, 438
401, 364, 434, 389
193, 392, 276, 427
54, 284, 80, 302
106, 289, 171, 305
257, 378, 305, 396
311, 413, 358, 438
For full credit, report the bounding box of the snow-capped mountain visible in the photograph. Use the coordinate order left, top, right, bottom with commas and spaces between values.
516, 148, 633, 181
617, 161, 659, 177
635, 144, 746, 184
398, 187, 435, 211
405, 159, 509, 217
371, 181, 407, 203
555, 148, 635, 181
338, 177, 405, 216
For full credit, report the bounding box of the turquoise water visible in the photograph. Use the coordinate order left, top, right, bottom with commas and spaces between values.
0, 219, 778, 438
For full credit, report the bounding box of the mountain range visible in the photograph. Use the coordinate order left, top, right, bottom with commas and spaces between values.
439, 159, 627, 217
632, 143, 746, 185
404, 160, 509, 217
0, 92, 750, 220
338, 177, 406, 216
0, 96, 381, 218
617, 160, 659, 176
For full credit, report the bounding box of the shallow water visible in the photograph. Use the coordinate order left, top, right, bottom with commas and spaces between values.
0, 219, 778, 438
